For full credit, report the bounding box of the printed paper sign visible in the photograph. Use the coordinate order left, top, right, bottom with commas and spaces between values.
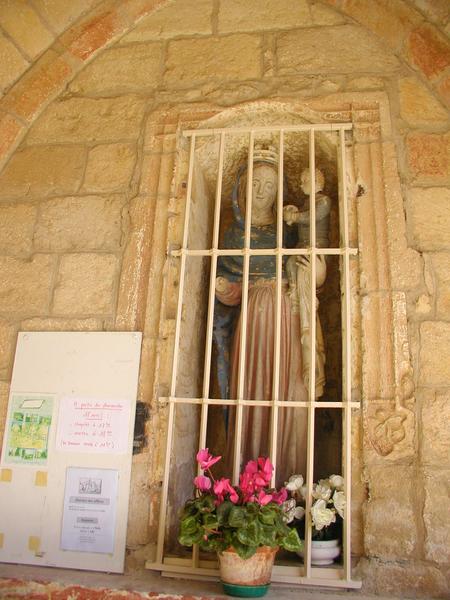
56, 398, 131, 454
60, 467, 118, 553
5, 393, 54, 465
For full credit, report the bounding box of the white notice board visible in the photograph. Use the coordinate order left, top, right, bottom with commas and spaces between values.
0, 332, 142, 573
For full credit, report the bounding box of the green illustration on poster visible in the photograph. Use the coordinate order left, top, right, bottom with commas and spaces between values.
5, 393, 54, 465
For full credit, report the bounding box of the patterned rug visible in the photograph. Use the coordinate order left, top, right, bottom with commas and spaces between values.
0, 579, 221, 600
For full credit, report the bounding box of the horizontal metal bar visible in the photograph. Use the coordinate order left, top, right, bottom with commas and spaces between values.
171, 247, 358, 257
183, 123, 353, 137
159, 396, 360, 409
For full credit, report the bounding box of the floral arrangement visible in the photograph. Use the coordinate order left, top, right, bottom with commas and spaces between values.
284, 473, 345, 541
178, 449, 303, 559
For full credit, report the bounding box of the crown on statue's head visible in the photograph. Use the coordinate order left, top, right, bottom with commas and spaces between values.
252, 142, 279, 167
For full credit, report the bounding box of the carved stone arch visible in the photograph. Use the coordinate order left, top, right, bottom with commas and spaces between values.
0, 0, 448, 170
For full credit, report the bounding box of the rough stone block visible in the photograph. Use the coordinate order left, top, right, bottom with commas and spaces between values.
53, 253, 118, 315
0, 318, 16, 373
165, 35, 262, 86
399, 77, 448, 125
0, 1, 54, 59
0, 32, 30, 91
1, 50, 73, 122
122, 0, 212, 41
419, 321, 450, 385
408, 187, 450, 251
32, 0, 101, 34
0, 255, 55, 316
357, 556, 449, 597
409, 0, 450, 25
364, 465, 417, 559
420, 390, 450, 465
407, 132, 450, 184
437, 74, 450, 108
423, 468, 450, 564
342, 0, 420, 51
431, 252, 450, 318
311, 3, 346, 25
346, 76, 384, 91
27, 96, 146, 144
70, 43, 162, 95
0, 204, 37, 257
277, 25, 400, 74
0, 145, 85, 200
126, 461, 151, 546
20, 317, 102, 331
0, 112, 24, 165
407, 23, 450, 80
34, 195, 124, 252
82, 143, 136, 192
218, 0, 311, 33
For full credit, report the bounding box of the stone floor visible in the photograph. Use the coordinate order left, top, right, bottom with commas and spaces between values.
0, 563, 394, 600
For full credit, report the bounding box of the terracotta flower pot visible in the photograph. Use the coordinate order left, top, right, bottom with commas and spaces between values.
218, 546, 278, 597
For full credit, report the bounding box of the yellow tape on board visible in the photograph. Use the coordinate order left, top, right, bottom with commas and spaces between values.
0, 533, 4, 548
0, 469, 12, 482
35, 471, 47, 487
28, 536, 40, 552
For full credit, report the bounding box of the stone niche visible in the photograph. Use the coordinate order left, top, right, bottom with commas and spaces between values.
142, 94, 418, 573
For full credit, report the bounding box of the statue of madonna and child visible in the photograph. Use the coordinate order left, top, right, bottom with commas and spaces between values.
212, 144, 331, 484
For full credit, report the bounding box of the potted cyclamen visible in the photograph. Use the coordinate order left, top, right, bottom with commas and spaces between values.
284, 473, 345, 566
179, 449, 302, 597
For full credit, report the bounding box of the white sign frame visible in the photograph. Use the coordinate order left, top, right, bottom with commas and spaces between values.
0, 332, 142, 573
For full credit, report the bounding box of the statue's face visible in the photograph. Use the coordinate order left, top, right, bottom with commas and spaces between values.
301, 169, 324, 195
251, 164, 278, 216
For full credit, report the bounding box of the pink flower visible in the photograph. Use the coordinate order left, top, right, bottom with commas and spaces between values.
257, 489, 273, 506
271, 487, 288, 505
196, 448, 221, 471
213, 478, 238, 504
242, 457, 273, 489
194, 475, 212, 491
257, 457, 273, 484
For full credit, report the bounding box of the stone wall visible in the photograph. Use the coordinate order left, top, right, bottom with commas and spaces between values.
0, 0, 449, 597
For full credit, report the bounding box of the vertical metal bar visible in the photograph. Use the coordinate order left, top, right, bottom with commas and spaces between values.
270, 131, 284, 486
193, 133, 226, 568
304, 129, 317, 579
156, 134, 196, 564
339, 128, 353, 581
200, 132, 226, 419
232, 131, 254, 485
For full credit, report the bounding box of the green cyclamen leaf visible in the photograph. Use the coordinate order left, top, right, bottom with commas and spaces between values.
228, 506, 248, 528
281, 528, 303, 552
180, 515, 198, 535
237, 520, 260, 547
232, 539, 258, 560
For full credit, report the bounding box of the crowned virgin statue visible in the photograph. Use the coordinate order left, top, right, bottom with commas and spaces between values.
212, 145, 328, 483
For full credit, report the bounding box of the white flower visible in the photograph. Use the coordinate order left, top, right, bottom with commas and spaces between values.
285, 474, 304, 492
311, 499, 336, 531
312, 482, 332, 502
332, 490, 345, 518
329, 474, 344, 490
294, 506, 305, 520
299, 485, 307, 499
282, 498, 297, 523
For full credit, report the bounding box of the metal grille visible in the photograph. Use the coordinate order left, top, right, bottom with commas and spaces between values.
148, 124, 360, 588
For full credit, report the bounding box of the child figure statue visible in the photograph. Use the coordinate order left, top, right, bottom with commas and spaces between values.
283, 168, 331, 398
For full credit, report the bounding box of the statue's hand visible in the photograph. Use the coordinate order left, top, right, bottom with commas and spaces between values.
296, 255, 327, 287
283, 205, 300, 225
215, 276, 230, 294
